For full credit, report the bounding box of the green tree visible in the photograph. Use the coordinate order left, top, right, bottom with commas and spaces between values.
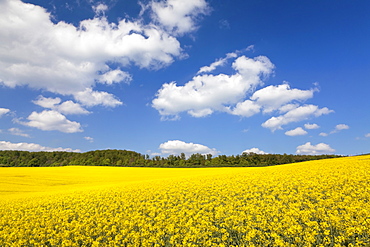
28, 158, 40, 167
102, 158, 111, 166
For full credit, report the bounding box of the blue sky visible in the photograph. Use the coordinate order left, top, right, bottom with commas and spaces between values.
0, 0, 369, 156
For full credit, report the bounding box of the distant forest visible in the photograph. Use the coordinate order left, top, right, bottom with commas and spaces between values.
0, 149, 342, 168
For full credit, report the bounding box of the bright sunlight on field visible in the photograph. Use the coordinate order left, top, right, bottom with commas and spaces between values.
1, 155, 370, 246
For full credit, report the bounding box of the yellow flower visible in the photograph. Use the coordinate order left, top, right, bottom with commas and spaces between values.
1, 155, 370, 246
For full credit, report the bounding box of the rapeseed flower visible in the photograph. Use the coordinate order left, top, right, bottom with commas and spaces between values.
0, 156, 369, 246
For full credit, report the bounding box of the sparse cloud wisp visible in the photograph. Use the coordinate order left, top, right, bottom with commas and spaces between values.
0, 108, 10, 117
0, 140, 80, 152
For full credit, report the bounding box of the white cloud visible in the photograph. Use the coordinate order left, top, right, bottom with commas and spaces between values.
92, 4, 108, 15
20, 110, 83, 133
159, 140, 218, 157
149, 0, 210, 36
84, 136, 94, 142
57, 101, 91, 115
0, 108, 10, 117
230, 100, 261, 117
0, 0, 201, 106
262, 105, 333, 131
365, 133, 370, 138
0, 140, 80, 152
152, 55, 275, 118
277, 104, 299, 114
197, 52, 237, 74
320, 124, 350, 136
296, 142, 335, 155
153, 49, 330, 130
33, 96, 90, 115
33, 96, 61, 109
98, 69, 132, 85
74, 88, 122, 107
333, 124, 349, 132
285, 127, 308, 136
188, 108, 213, 118
242, 147, 268, 154
233, 56, 274, 83
229, 82, 319, 122
304, 123, 320, 129
8, 128, 30, 138
250, 84, 316, 113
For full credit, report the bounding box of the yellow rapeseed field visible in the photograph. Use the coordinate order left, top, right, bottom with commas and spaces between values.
1, 155, 369, 246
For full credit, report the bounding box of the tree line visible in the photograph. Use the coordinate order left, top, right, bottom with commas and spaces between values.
0, 149, 342, 168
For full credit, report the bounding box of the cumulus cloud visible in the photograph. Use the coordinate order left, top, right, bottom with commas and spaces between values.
250, 84, 316, 113
332, 124, 349, 133
262, 105, 333, 131
230, 100, 261, 117
319, 132, 328, 137
285, 127, 308, 136
33, 96, 61, 109
153, 49, 331, 130
20, 110, 83, 133
277, 104, 299, 114
33, 96, 90, 115
230, 82, 317, 119
304, 123, 319, 129
73, 88, 122, 107
57, 101, 91, 115
149, 0, 210, 36
242, 147, 268, 154
0, 108, 10, 117
296, 142, 335, 155
365, 133, 370, 138
98, 69, 132, 85
152, 55, 275, 119
8, 128, 30, 138
0, 0, 206, 106
159, 140, 218, 157
0, 140, 80, 152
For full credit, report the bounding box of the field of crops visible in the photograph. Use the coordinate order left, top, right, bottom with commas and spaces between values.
1, 155, 370, 246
